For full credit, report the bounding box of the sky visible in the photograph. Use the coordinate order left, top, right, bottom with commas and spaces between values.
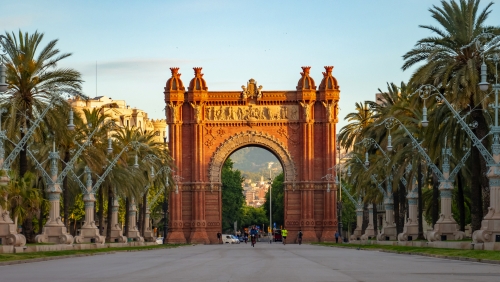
2, 0, 500, 131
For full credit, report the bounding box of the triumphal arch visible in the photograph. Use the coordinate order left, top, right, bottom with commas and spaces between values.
164, 66, 340, 244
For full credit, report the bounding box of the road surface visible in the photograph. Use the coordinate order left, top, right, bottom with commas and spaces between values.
1, 243, 499, 282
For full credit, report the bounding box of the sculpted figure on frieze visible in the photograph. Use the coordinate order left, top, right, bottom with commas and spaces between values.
321, 101, 333, 122
228, 107, 236, 120
280, 106, 288, 119
190, 103, 203, 123
299, 102, 312, 122
237, 107, 243, 120
241, 85, 248, 99
205, 107, 211, 120
167, 102, 181, 123
290, 107, 298, 120
204, 105, 299, 122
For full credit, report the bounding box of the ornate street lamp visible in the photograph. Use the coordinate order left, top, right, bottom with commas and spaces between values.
268, 177, 272, 244
377, 117, 470, 241
0, 62, 7, 93
411, 47, 500, 242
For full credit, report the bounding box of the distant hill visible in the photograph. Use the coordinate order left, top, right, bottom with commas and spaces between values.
229, 147, 283, 182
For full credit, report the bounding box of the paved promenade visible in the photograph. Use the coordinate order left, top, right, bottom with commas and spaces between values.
1, 243, 499, 282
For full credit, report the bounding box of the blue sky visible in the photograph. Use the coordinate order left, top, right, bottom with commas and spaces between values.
3, 0, 500, 130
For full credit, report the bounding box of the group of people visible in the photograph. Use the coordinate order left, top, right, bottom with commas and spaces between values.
216, 229, 341, 245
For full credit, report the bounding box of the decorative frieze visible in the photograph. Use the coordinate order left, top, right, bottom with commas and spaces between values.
204, 105, 299, 121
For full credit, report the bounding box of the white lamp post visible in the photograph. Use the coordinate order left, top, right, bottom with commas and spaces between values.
411, 48, 500, 243
378, 117, 470, 241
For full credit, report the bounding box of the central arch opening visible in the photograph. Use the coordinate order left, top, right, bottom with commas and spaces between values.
220, 146, 284, 242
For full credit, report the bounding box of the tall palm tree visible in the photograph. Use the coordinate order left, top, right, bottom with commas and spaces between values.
402, 0, 500, 231
78, 108, 114, 235
338, 101, 374, 150
0, 30, 84, 178
110, 125, 169, 237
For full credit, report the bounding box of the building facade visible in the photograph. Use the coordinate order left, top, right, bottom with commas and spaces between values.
68, 96, 167, 143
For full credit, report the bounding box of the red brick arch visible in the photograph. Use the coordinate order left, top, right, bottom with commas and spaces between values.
165, 66, 340, 244
208, 131, 297, 184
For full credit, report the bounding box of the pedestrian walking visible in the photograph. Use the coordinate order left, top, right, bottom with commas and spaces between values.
297, 229, 303, 245
217, 232, 221, 244
335, 231, 339, 243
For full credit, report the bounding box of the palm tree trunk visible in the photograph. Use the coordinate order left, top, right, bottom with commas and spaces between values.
394, 185, 401, 233
73, 218, 78, 236
19, 110, 31, 178
20, 142, 28, 177
20, 112, 34, 238
23, 217, 35, 243
106, 185, 113, 242
457, 170, 466, 232
137, 202, 142, 235
470, 103, 488, 232
98, 187, 104, 236
63, 149, 70, 228
38, 180, 45, 235
399, 182, 407, 229
417, 161, 424, 240
141, 193, 147, 236
362, 203, 368, 232
432, 172, 439, 227
470, 146, 484, 232
125, 197, 129, 235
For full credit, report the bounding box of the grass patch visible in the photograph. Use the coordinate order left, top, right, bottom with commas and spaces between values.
312, 242, 500, 261
0, 244, 187, 263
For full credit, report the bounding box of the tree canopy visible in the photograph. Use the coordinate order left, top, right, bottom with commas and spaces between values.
221, 158, 245, 232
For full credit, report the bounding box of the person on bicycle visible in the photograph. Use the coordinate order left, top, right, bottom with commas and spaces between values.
297, 229, 303, 245
282, 228, 288, 245
250, 227, 258, 247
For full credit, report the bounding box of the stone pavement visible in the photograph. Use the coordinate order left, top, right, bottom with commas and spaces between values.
1, 243, 499, 282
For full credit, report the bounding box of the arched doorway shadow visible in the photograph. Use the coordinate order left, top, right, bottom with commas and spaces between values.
208, 130, 297, 186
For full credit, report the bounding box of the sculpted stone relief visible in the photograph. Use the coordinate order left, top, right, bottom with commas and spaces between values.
241, 78, 262, 100
167, 102, 182, 123
321, 101, 338, 123
203, 126, 226, 148
190, 102, 204, 123
205, 105, 299, 121
299, 101, 313, 123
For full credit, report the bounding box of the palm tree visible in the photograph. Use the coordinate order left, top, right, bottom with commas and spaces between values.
110, 125, 169, 238
6, 171, 45, 242
77, 108, 114, 235
0, 30, 84, 178
402, 0, 500, 231
338, 101, 374, 150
